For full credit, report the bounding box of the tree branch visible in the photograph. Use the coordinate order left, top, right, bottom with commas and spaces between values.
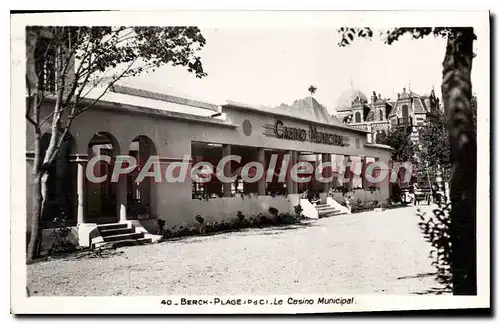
73, 57, 138, 118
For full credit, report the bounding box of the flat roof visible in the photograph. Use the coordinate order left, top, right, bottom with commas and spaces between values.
364, 143, 394, 151
111, 85, 220, 112
40, 95, 238, 128
222, 100, 370, 134
96, 85, 368, 135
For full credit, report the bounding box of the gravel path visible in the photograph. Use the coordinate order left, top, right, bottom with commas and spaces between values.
27, 205, 449, 296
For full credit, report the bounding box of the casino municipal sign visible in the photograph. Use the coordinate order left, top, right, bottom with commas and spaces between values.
272, 119, 345, 146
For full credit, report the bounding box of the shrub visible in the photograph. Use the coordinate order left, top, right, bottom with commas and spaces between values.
194, 214, 206, 234
49, 211, 77, 255
195, 214, 205, 224
294, 204, 304, 219
275, 212, 299, 224
390, 183, 403, 203
157, 219, 166, 235
350, 199, 375, 213
236, 211, 250, 228
161, 208, 305, 240
268, 207, 279, 217
258, 214, 274, 226
237, 211, 245, 222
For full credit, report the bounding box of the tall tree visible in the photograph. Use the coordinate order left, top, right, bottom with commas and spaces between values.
338, 27, 477, 295
26, 26, 207, 261
308, 85, 317, 95
418, 106, 451, 182
381, 126, 417, 190
381, 126, 417, 163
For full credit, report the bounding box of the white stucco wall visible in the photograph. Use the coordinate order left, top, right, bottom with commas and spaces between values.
25, 97, 393, 229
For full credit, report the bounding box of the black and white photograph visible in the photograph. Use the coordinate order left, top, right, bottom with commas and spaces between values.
10, 10, 490, 314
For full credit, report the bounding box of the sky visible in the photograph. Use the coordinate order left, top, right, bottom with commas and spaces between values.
120, 28, 473, 115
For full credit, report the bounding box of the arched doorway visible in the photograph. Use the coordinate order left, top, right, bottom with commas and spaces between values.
128, 136, 157, 219
87, 132, 120, 223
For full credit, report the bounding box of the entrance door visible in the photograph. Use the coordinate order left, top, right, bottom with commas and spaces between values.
100, 148, 117, 221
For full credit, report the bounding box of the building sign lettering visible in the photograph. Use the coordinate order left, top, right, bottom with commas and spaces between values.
273, 120, 344, 146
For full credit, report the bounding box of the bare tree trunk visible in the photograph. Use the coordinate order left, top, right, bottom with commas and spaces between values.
441, 27, 477, 295
27, 171, 50, 261
27, 172, 42, 261
27, 132, 45, 261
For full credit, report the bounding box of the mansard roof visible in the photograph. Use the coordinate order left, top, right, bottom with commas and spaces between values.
389, 89, 430, 117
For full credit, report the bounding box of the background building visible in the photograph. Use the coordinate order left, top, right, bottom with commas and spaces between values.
334, 86, 441, 145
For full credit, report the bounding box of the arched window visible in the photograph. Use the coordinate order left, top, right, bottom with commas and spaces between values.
375, 130, 387, 143
379, 110, 384, 121
355, 112, 361, 123
402, 105, 409, 119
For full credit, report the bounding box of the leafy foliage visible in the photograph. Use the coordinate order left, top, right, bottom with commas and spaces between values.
337, 26, 477, 295
418, 95, 477, 183
418, 107, 451, 175
49, 211, 77, 255
156, 219, 166, 235
27, 26, 207, 127
337, 27, 458, 47
416, 201, 453, 291
162, 210, 302, 239
26, 26, 207, 260
308, 85, 317, 95
381, 125, 417, 163
294, 204, 304, 218
268, 207, 279, 217
195, 214, 205, 224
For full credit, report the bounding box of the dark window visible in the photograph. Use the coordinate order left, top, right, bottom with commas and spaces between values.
402, 105, 409, 119
355, 112, 361, 123
376, 131, 387, 143
379, 110, 384, 121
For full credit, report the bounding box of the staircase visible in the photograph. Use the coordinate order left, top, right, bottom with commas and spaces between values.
313, 203, 345, 218
93, 223, 152, 249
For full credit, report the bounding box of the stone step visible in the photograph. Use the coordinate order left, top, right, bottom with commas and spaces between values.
318, 210, 340, 217
320, 211, 346, 218
100, 227, 134, 237
102, 232, 144, 242
97, 223, 128, 231
315, 205, 335, 210
94, 237, 152, 249
318, 208, 340, 216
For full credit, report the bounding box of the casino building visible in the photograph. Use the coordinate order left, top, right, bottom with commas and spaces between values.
26, 84, 395, 249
